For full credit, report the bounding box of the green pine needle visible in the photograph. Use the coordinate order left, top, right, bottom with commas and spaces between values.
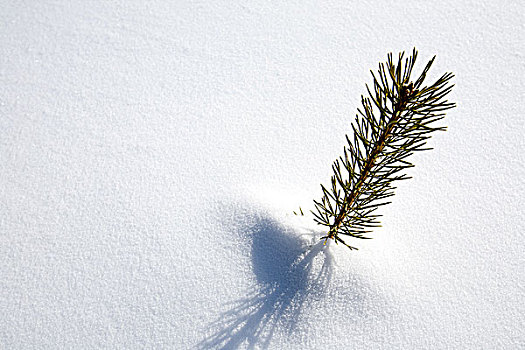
313, 48, 456, 250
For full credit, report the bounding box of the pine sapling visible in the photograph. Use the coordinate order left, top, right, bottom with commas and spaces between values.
305, 49, 455, 250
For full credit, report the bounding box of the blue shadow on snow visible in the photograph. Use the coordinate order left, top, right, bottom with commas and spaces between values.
198, 214, 334, 349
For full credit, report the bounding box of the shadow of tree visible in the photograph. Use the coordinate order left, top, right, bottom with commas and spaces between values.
198, 215, 334, 349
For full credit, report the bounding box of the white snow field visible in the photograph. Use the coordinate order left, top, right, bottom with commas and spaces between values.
1, 1, 524, 349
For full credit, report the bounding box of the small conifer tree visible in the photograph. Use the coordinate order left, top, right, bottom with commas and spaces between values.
299, 49, 455, 250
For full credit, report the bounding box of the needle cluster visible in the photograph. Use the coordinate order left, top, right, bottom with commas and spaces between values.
311, 49, 455, 250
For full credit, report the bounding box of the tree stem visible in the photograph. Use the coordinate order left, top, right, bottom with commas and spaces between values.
326, 96, 407, 241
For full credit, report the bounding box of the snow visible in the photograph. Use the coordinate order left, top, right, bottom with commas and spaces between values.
1, 0, 524, 348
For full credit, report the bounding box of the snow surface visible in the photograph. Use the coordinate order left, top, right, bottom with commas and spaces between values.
1, 0, 524, 349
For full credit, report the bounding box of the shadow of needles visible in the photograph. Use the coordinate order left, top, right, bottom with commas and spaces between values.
198, 215, 334, 349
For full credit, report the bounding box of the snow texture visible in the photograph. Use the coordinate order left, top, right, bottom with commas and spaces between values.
1, 0, 524, 349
